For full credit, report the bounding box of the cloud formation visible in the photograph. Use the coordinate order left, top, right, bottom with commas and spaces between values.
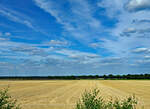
125, 0, 150, 12
1, 0, 150, 75
133, 47, 150, 53
33, 0, 102, 42
0, 6, 35, 30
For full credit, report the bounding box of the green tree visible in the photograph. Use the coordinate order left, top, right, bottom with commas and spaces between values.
75, 89, 138, 109
0, 88, 20, 109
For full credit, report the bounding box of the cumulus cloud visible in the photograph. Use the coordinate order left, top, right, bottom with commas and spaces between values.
9, 44, 50, 57
144, 55, 150, 58
4, 32, 11, 36
11, 46, 37, 52
125, 0, 150, 12
96, 0, 150, 59
123, 27, 137, 33
121, 27, 137, 36
133, 47, 150, 53
89, 43, 101, 49
0, 37, 9, 41
97, 0, 125, 18
136, 59, 150, 64
1, 0, 150, 75
48, 40, 70, 47
0, 32, 11, 37
56, 49, 99, 58
133, 19, 150, 24
55, 49, 100, 64
0, 32, 10, 41
121, 27, 150, 37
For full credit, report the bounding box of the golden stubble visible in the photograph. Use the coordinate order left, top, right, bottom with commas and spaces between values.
0, 80, 149, 109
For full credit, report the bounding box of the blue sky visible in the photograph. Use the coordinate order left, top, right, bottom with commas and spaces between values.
0, 0, 150, 76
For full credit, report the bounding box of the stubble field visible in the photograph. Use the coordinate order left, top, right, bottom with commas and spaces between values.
0, 80, 150, 109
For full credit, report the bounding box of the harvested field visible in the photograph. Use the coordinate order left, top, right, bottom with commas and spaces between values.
0, 80, 149, 109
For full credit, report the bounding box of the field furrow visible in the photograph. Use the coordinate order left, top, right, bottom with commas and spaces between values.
0, 80, 149, 109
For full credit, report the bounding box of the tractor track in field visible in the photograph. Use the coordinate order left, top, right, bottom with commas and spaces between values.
0, 80, 149, 109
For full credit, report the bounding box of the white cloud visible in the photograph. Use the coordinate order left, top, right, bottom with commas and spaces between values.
96, 0, 150, 59
0, 6, 49, 37
125, 0, 150, 12
0, 32, 11, 37
136, 59, 150, 64
89, 43, 101, 49
0, 32, 10, 41
0, 32, 2, 36
144, 55, 150, 58
33, 0, 102, 43
55, 49, 100, 64
123, 27, 137, 33
56, 49, 99, 58
136, 19, 150, 23
133, 47, 150, 53
1, 0, 150, 75
0, 37, 9, 41
0, 6, 36, 30
97, 0, 125, 18
48, 39, 70, 47
4, 32, 11, 36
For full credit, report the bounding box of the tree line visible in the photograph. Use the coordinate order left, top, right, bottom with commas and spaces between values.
0, 74, 150, 80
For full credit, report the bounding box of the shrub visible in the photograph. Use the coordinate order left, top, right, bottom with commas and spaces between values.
75, 89, 138, 109
0, 88, 21, 109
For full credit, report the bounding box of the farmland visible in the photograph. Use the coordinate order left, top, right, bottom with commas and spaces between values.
0, 80, 150, 109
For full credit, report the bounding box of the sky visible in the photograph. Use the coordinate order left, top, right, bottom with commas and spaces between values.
0, 0, 150, 76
